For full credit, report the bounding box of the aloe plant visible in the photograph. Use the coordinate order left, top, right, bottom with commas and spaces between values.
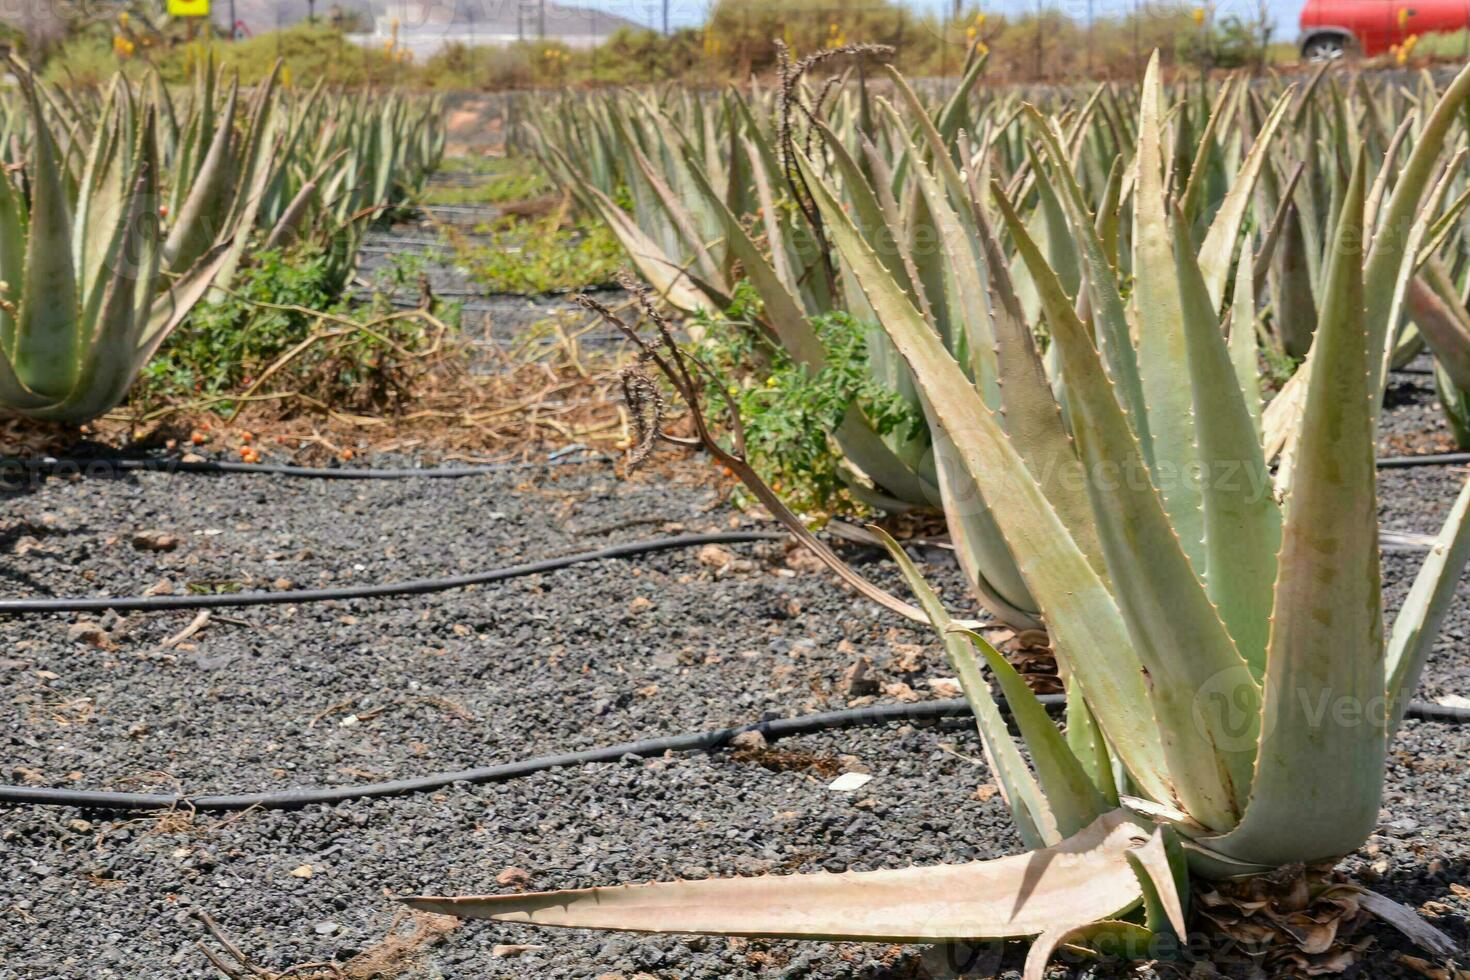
0, 74, 237, 424
403, 56, 1470, 974
0, 61, 446, 424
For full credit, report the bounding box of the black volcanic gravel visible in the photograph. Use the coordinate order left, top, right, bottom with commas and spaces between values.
0, 382, 1468, 978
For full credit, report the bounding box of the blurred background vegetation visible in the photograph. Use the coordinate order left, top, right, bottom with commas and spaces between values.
19, 0, 1292, 89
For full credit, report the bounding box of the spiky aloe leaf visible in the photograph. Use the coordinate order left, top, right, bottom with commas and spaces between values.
1366, 61, 1470, 397
45, 161, 153, 424
575, 175, 706, 312
1178, 77, 1237, 232
796, 147, 1174, 808
627, 139, 722, 291
935, 49, 989, 143
1132, 53, 1206, 575
1206, 152, 1383, 871
14, 76, 79, 399
163, 77, 238, 276
262, 149, 344, 252
883, 68, 971, 214
1406, 261, 1470, 392
952, 624, 1112, 837
1125, 830, 1190, 940
997, 187, 1258, 831
1387, 476, 1470, 731
876, 101, 996, 399
0, 150, 28, 354
681, 159, 824, 367
1023, 108, 1150, 458
1436, 362, 1470, 449
1173, 206, 1281, 674
975, 207, 1103, 573
1196, 91, 1291, 309
925, 417, 1039, 623
810, 121, 913, 294
129, 239, 235, 387
1228, 248, 1263, 439
404, 810, 1151, 942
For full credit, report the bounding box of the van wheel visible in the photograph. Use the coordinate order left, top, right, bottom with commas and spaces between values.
1302, 34, 1348, 60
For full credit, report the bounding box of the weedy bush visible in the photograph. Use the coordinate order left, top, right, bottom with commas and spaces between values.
453, 208, 624, 296
421, 157, 551, 208
697, 303, 924, 513
140, 245, 454, 418
141, 245, 344, 398
404, 55, 1470, 975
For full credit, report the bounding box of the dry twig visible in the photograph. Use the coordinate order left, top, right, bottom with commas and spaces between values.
575, 274, 927, 625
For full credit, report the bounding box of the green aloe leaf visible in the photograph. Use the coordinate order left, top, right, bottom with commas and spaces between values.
1196, 91, 1291, 309
1387, 476, 1470, 732
1173, 206, 1281, 675
1024, 108, 1150, 458
998, 187, 1258, 832
14, 76, 79, 400
877, 528, 1056, 846
1208, 151, 1384, 870
1132, 53, 1206, 575
952, 625, 1111, 838
1365, 60, 1470, 397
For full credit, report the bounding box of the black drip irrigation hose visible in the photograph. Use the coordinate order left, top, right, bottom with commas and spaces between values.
7, 446, 1467, 486
2, 695, 1465, 813
1378, 452, 1470, 469
0, 699, 994, 812
0, 446, 607, 483
0, 531, 787, 614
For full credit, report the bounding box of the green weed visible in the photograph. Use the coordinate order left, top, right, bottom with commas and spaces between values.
697, 292, 923, 514
455, 212, 623, 295
139, 246, 448, 415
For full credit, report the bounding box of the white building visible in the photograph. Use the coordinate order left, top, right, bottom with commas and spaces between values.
346, 0, 644, 58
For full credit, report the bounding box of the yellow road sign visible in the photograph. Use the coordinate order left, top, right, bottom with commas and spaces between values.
167, 0, 210, 16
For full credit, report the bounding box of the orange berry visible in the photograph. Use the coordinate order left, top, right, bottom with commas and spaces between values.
190, 431, 206, 445
340, 448, 355, 461
240, 431, 254, 444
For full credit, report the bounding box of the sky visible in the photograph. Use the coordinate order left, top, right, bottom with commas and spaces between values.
566, 0, 1307, 40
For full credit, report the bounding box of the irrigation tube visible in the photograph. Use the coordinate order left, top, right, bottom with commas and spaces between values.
0, 531, 787, 614
1, 695, 1465, 813
1378, 452, 1470, 469
5, 447, 1468, 484
0, 700, 993, 811
0, 446, 607, 483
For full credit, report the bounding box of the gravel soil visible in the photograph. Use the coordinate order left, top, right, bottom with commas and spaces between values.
1380, 358, 1462, 457
1, 382, 1468, 977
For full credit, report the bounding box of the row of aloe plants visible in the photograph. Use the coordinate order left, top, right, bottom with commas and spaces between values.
523, 56, 1470, 629
0, 62, 444, 423
420, 55, 1470, 974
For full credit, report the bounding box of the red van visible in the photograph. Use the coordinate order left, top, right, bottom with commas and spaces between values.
1300, 0, 1468, 58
